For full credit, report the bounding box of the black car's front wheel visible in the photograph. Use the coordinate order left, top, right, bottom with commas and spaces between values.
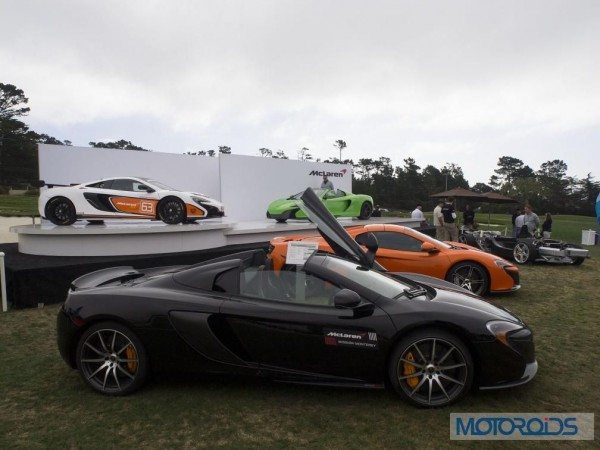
76, 321, 148, 396
158, 197, 186, 224
446, 262, 489, 295
389, 328, 473, 407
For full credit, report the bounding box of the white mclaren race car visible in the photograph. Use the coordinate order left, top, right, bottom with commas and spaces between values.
39, 177, 224, 225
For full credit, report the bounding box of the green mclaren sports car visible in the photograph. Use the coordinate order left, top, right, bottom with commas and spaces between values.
267, 188, 374, 222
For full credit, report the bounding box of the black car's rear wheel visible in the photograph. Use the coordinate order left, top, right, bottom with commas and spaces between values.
513, 242, 537, 264
389, 329, 473, 407
358, 202, 373, 220
446, 262, 489, 295
76, 322, 148, 396
158, 197, 186, 224
45, 197, 77, 225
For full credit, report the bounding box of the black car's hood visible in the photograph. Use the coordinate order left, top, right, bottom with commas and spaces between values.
397, 272, 521, 323
433, 288, 520, 322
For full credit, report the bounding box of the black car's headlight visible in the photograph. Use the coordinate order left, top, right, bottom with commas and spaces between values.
486, 320, 523, 346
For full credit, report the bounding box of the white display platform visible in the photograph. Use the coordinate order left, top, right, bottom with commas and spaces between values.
11, 217, 421, 257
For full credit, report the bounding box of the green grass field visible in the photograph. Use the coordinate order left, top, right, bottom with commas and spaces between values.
0, 194, 38, 216
0, 213, 598, 448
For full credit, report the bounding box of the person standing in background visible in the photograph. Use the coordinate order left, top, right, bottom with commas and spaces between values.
512, 207, 522, 237
463, 204, 475, 230
321, 175, 334, 190
433, 200, 445, 240
542, 213, 552, 238
523, 204, 540, 236
441, 197, 459, 241
515, 212, 526, 237
411, 204, 427, 227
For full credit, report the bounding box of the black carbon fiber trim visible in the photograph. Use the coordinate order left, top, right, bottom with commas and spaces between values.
200, 203, 225, 217
83, 193, 116, 212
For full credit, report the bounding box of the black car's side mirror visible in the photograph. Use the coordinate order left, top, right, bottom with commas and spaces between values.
355, 232, 379, 268
333, 289, 362, 308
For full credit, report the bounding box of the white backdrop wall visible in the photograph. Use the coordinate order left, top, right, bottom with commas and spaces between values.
219, 154, 352, 221
38, 145, 352, 221
38, 144, 221, 199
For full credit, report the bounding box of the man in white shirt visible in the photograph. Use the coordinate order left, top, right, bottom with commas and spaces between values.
523, 205, 540, 236
433, 201, 445, 240
411, 204, 427, 227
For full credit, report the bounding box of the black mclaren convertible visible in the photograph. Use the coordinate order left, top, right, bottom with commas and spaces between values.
459, 231, 589, 265
57, 189, 537, 407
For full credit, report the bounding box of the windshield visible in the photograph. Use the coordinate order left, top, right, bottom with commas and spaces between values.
289, 188, 326, 200
322, 256, 409, 299
140, 178, 175, 190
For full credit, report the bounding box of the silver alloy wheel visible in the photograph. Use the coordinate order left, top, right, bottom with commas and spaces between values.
513, 242, 530, 264
397, 337, 468, 406
451, 264, 486, 295
79, 328, 139, 393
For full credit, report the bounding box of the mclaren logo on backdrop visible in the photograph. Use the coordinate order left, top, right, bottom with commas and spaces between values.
309, 169, 347, 177
324, 329, 378, 349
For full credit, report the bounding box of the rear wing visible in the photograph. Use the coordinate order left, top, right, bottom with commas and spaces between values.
37, 180, 80, 188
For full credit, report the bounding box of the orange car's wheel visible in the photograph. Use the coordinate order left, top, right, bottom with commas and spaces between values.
446, 262, 489, 296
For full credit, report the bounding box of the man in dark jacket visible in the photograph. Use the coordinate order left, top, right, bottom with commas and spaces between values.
441, 197, 458, 241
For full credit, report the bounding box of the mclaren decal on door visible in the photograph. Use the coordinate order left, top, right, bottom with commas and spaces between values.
110, 197, 158, 216
39, 176, 224, 226
323, 329, 379, 349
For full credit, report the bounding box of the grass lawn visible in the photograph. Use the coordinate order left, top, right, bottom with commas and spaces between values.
0, 219, 598, 448
0, 195, 39, 217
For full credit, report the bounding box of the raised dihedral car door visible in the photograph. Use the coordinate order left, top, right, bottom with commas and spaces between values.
322, 190, 350, 216
99, 178, 159, 218
219, 270, 393, 383
368, 230, 449, 277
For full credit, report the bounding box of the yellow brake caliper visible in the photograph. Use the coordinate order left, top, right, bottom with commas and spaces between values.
403, 352, 419, 388
125, 345, 138, 374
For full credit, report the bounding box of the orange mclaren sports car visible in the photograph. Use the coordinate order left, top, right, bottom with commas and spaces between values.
268, 224, 520, 295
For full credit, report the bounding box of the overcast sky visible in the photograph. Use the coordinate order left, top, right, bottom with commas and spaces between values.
1, 0, 598, 184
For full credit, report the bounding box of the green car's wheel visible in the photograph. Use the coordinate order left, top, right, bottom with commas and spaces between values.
359, 202, 373, 220
276, 218, 287, 223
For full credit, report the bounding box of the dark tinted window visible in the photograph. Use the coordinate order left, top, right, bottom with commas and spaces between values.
111, 179, 136, 191
86, 180, 113, 189
370, 231, 423, 252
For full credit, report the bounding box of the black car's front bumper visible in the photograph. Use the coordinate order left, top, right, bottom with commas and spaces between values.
56, 305, 80, 369
480, 360, 538, 390
473, 327, 537, 390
